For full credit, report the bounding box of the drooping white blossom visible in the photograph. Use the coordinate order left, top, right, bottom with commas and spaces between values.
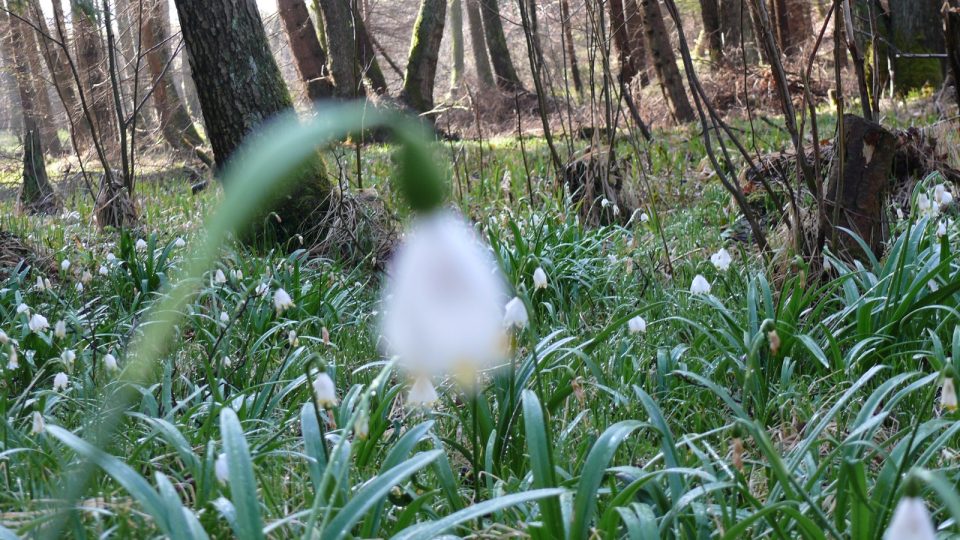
54, 320, 67, 340
503, 297, 529, 330
0, 329, 7, 344
214, 269, 227, 284
219, 311, 229, 323
53, 372, 69, 391
103, 353, 119, 372
31, 411, 45, 434
28, 313, 49, 333
710, 248, 732, 271
690, 275, 712, 295
61, 349, 76, 367
273, 288, 294, 313
407, 376, 439, 409
942, 377, 957, 412
174, 237, 186, 248
533, 267, 548, 290
135, 238, 148, 252
288, 330, 299, 347
7, 347, 18, 370
17, 303, 30, 315
628, 315, 647, 334
312, 371, 338, 408
215, 453, 229, 484
99, 265, 109, 276
60, 259, 71, 272
884, 497, 936, 540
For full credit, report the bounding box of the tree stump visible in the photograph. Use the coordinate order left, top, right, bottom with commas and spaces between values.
825, 114, 896, 261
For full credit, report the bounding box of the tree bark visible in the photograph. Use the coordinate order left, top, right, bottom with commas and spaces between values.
72, 1, 118, 155
560, 0, 584, 93
871, 0, 945, 94
316, 0, 385, 96
698, 0, 723, 60
478, 0, 524, 92
3, 1, 58, 213
465, 0, 494, 87
449, 0, 465, 91
278, 0, 335, 100
609, 0, 638, 82
172, 0, 332, 241
770, 0, 811, 55
623, 0, 649, 85
17, 6, 65, 155
945, 0, 960, 110
640, 0, 694, 122
401, 0, 447, 112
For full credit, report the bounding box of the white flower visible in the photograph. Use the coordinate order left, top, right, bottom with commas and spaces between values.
940, 190, 953, 208
7, 347, 18, 369
61, 349, 76, 366
380, 211, 508, 377
99, 265, 108, 276
823, 256, 833, 271
17, 303, 29, 315
503, 297, 529, 329
942, 377, 957, 411
35, 275, 46, 291
533, 267, 548, 290
231, 269, 243, 281
640, 212, 649, 223
884, 496, 936, 540
106, 252, 116, 263
935, 183, 946, 203
53, 372, 68, 391
929, 279, 940, 292
214, 269, 227, 284
710, 248, 732, 271
223, 356, 232, 368
103, 353, 118, 372
935, 184, 953, 208
288, 330, 299, 347
628, 315, 647, 334
0, 329, 7, 344
601, 198, 612, 208
255, 282, 269, 297
215, 453, 229, 484
355, 414, 369, 440
54, 320, 66, 339
31, 411, 45, 434
312, 372, 338, 408
75, 282, 83, 293
407, 376, 439, 409
937, 220, 947, 237
918, 193, 932, 214
60, 259, 70, 272
690, 275, 712, 295
273, 288, 294, 313
219, 311, 229, 323
135, 238, 148, 252
80, 270, 92, 284
174, 237, 186, 248
28, 313, 49, 333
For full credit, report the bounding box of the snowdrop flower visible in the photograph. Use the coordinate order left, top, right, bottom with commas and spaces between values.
106, 252, 116, 263
942, 377, 957, 412
823, 256, 833, 272
60, 259, 70, 272
711, 248, 732, 271
35, 275, 46, 291
380, 211, 508, 377
54, 320, 66, 340
99, 265, 108, 276
273, 288, 294, 313
533, 267, 548, 290
940, 190, 953, 208
628, 315, 647, 334
288, 330, 299, 347
312, 371, 338, 408
255, 282, 269, 297
75, 282, 83, 293
174, 237, 186, 248
80, 270, 92, 284
503, 297, 529, 330
355, 414, 369, 440
31, 411, 45, 434
601, 198, 612, 208
17, 303, 29, 315
7, 347, 18, 370
0, 329, 7, 345
222, 356, 232, 368
215, 453, 229, 484
28, 313, 49, 333
407, 376, 439, 409
918, 193, 931, 213
103, 353, 118, 372
929, 279, 940, 292
61, 349, 76, 367
214, 269, 227, 284
937, 220, 948, 237
935, 184, 953, 208
690, 275, 712, 295
135, 238, 148, 252
884, 496, 936, 540
52, 372, 68, 391
231, 269, 243, 281
219, 311, 229, 323
640, 212, 649, 223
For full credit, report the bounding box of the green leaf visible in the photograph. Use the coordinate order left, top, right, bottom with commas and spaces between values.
522, 390, 566, 539
220, 407, 265, 540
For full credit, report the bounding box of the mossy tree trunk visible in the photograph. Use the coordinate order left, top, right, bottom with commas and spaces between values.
316, 0, 386, 97
3, 0, 58, 213
21, 20, 65, 156
172, 0, 333, 242
945, 0, 960, 109
478, 0, 524, 92
698, 0, 723, 60
640, 0, 694, 122
465, 0, 494, 87
278, 0, 335, 100
560, 0, 584, 93
449, 0, 465, 92
870, 0, 945, 95
401, 0, 447, 113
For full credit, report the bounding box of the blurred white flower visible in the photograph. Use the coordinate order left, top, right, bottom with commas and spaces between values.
503, 297, 529, 329
935, 184, 953, 208
103, 353, 119, 372
884, 497, 936, 540
17, 303, 30, 315
7, 347, 18, 369
54, 320, 66, 340
640, 212, 649, 223
918, 193, 932, 215
223, 356, 232, 368
215, 453, 229, 484
288, 330, 299, 347
533, 267, 548, 290
35, 275, 46, 291
174, 237, 186, 248
0, 329, 7, 344
53, 372, 68, 391
711, 248, 732, 271
690, 275, 712, 295
99, 265, 108, 276
106, 252, 116, 263
61, 349, 76, 366
219, 311, 229, 323
312, 371, 338, 408
942, 377, 957, 412
380, 211, 507, 376
273, 288, 294, 313
28, 313, 49, 333
823, 256, 833, 271
355, 414, 369, 440
941, 191, 954, 208
601, 198, 612, 208
628, 315, 647, 334
60, 259, 71, 272
214, 269, 227, 284
231, 269, 243, 281
31, 411, 45, 434
929, 280, 940, 292
135, 239, 148, 252
407, 376, 439, 409
937, 220, 948, 237
75, 282, 83, 293
255, 282, 269, 297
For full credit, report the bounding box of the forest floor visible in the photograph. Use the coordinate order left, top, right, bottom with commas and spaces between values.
0, 97, 959, 537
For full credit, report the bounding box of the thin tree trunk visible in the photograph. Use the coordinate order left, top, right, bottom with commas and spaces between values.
698, 0, 723, 60
623, 0, 649, 85
316, 0, 360, 97
478, 0, 524, 92
72, 1, 119, 155
873, 0, 945, 94
640, 0, 694, 122
401, 0, 447, 113
449, 0, 464, 92
945, 0, 960, 110
351, 4, 388, 94
609, 0, 638, 82
465, 0, 494, 87
278, 0, 334, 100
172, 0, 333, 241
20, 9, 65, 155
141, 0, 204, 153
771, 0, 811, 55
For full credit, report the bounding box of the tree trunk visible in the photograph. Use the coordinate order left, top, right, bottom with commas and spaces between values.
718, 0, 746, 57
352, 9, 388, 94
640, 0, 694, 122
610, 0, 638, 82
825, 114, 896, 260
622, 0, 650, 86
465, 0, 494, 87
142, 0, 205, 154
278, 0, 335, 101
401, 0, 447, 112
72, 1, 119, 155
870, 0, 945, 94
945, 0, 960, 110
172, 0, 332, 241
698, 0, 723, 60
560, 0, 584, 93
770, 0, 810, 55
478, 0, 524, 92
17, 6, 65, 155
3, 1, 58, 213
316, 0, 387, 96
449, 0, 465, 92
